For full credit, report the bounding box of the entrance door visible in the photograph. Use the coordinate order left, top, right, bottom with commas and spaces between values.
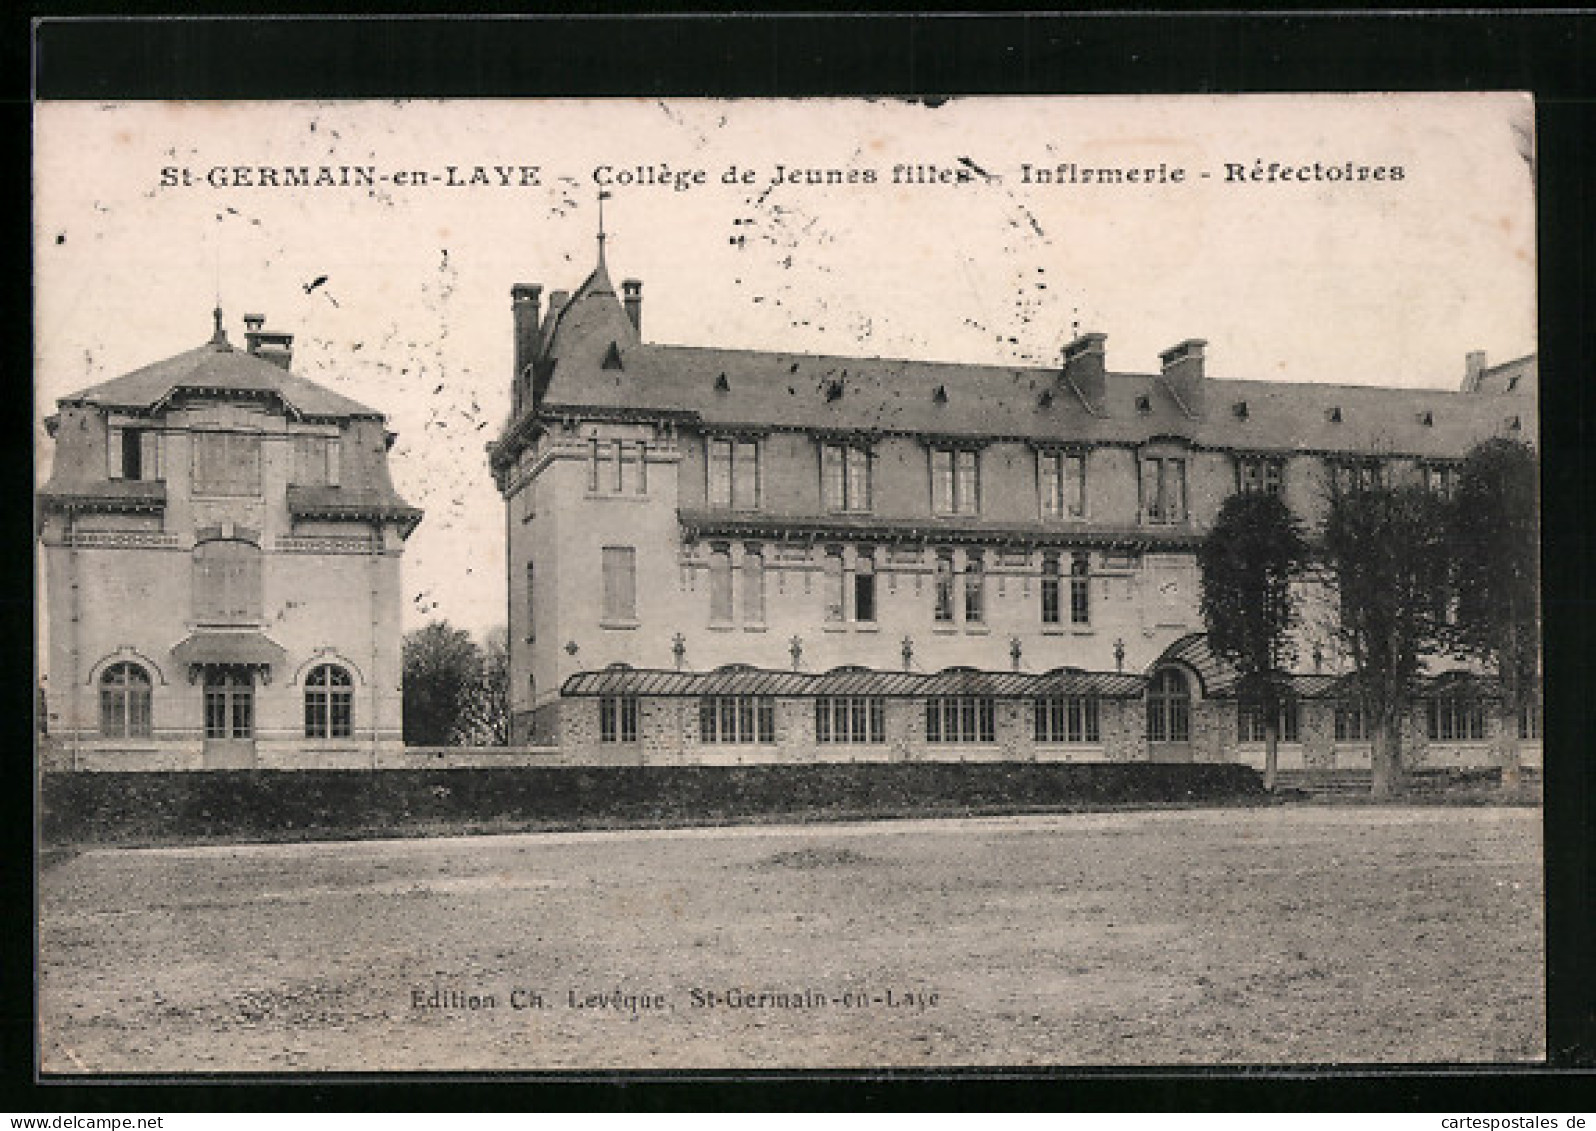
203, 666, 257, 768
1146, 666, 1194, 763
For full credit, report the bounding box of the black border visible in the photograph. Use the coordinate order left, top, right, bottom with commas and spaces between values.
15, 10, 1595, 1114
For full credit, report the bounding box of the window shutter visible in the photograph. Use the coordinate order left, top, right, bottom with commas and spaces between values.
107, 428, 124, 479
1140, 459, 1160, 520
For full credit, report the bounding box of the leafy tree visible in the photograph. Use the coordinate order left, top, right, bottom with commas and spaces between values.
1449, 439, 1540, 789
1320, 480, 1452, 797
451, 627, 510, 747
1198, 492, 1309, 791
402, 622, 483, 746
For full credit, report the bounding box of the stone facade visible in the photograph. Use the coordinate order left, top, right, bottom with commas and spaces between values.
38, 311, 421, 770
487, 252, 1539, 769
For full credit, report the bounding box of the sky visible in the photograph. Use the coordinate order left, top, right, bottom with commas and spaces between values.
34, 95, 1537, 639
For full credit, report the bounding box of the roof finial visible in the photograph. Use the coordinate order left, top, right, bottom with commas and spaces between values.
210, 304, 228, 346
596, 188, 611, 265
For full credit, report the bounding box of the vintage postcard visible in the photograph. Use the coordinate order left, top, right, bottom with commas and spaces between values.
34, 95, 1541, 1073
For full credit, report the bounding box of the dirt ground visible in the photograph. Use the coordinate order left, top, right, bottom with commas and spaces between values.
37, 805, 1544, 1072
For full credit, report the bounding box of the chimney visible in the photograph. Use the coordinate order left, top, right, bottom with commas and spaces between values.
622, 278, 643, 336
512, 283, 543, 385
1062, 332, 1107, 412
1463, 349, 1488, 392
1158, 338, 1207, 417
542, 290, 571, 342
244, 315, 293, 370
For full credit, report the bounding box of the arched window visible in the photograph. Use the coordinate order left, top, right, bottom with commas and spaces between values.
1147, 667, 1191, 743
193, 539, 263, 623
99, 662, 152, 737
304, 664, 354, 738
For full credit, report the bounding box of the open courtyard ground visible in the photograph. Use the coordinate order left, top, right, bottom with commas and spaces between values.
38, 804, 1543, 1072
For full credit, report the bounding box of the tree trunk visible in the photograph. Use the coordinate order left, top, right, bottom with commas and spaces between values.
1263, 720, 1279, 793
1498, 703, 1523, 793
1370, 711, 1403, 798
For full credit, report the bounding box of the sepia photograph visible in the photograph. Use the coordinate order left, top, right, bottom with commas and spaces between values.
33, 94, 1543, 1074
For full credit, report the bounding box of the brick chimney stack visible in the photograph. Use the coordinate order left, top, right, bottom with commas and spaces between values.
1062, 332, 1107, 413
1158, 338, 1207, 418
512, 283, 543, 379
1462, 349, 1488, 392
622, 278, 643, 336
243, 314, 294, 371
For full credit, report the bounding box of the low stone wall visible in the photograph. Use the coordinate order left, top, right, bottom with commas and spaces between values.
40, 762, 1266, 845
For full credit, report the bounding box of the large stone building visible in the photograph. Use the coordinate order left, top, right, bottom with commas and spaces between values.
490, 248, 1538, 771
38, 311, 422, 770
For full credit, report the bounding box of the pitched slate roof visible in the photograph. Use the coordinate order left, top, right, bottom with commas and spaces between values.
521, 258, 1535, 460
55, 334, 382, 420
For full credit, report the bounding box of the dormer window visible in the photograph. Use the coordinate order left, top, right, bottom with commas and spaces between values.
821, 441, 872, 513
192, 431, 262, 497
1039, 449, 1086, 519
1232, 401, 1249, 419
1135, 394, 1153, 414
1417, 410, 1434, 427
707, 437, 759, 510
1423, 462, 1460, 498
1140, 452, 1188, 524
1331, 458, 1385, 494
931, 446, 980, 515
108, 426, 161, 482
1326, 406, 1343, 423
1236, 455, 1283, 496
291, 435, 342, 487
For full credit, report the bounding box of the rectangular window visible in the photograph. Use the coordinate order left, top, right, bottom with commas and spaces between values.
815, 697, 886, 744
292, 436, 341, 487
854, 554, 876, 623
934, 553, 956, 623
1141, 455, 1187, 523
590, 439, 646, 495
1427, 696, 1485, 742
600, 696, 639, 743
1069, 552, 1091, 626
1237, 457, 1283, 496
963, 554, 985, 624
524, 562, 536, 642
1519, 700, 1542, 740
111, 427, 161, 481
1334, 702, 1369, 742
742, 547, 766, 624
192, 431, 262, 496
601, 546, 637, 623
1333, 460, 1385, 494
708, 438, 759, 509
1040, 555, 1061, 625
1238, 699, 1301, 743
1040, 451, 1086, 518
924, 696, 996, 743
821, 443, 872, 512
1033, 696, 1102, 743
193, 542, 263, 623
824, 550, 845, 622
699, 696, 776, 743
708, 545, 733, 623
1424, 463, 1459, 499
932, 447, 979, 514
